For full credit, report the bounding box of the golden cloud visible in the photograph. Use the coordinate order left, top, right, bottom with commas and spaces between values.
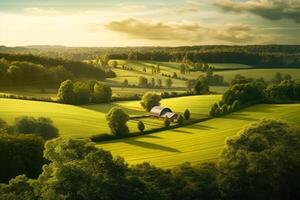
106, 18, 265, 44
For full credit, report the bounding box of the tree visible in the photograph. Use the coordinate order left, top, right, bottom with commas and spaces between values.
138, 76, 148, 87
13, 116, 59, 140
57, 80, 75, 104
93, 83, 112, 103
73, 81, 91, 104
183, 109, 191, 120
0, 134, 44, 183
141, 92, 162, 111
123, 79, 129, 87
220, 104, 228, 115
218, 119, 300, 200
106, 107, 129, 136
157, 79, 162, 88
164, 118, 170, 128
232, 100, 240, 110
137, 121, 145, 133
194, 80, 209, 94
151, 78, 155, 88
166, 78, 173, 88
7, 65, 22, 84
177, 115, 184, 125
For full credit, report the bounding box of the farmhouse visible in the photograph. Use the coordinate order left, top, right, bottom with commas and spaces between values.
150, 106, 178, 121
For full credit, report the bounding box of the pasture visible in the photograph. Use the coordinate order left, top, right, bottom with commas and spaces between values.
0, 94, 221, 138
97, 103, 300, 168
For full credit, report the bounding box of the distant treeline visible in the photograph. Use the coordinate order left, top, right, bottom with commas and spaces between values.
1, 45, 299, 67
0, 53, 106, 78
109, 49, 300, 67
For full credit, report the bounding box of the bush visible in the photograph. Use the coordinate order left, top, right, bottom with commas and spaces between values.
221, 104, 228, 114
183, 109, 191, 120
232, 100, 240, 110
164, 118, 171, 127
106, 107, 129, 136
177, 115, 184, 125
13, 116, 59, 140
73, 81, 91, 105
0, 134, 44, 183
141, 92, 162, 111
93, 83, 112, 103
194, 80, 209, 94
137, 121, 145, 133
57, 80, 75, 104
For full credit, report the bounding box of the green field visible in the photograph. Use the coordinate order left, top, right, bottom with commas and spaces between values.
97, 103, 300, 168
215, 68, 300, 82
0, 95, 221, 138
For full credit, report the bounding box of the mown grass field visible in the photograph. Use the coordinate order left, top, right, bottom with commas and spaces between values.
0, 95, 221, 138
97, 103, 300, 168
111, 60, 300, 86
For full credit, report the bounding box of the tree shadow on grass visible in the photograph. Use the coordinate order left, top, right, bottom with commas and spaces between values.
220, 113, 256, 121
142, 135, 162, 139
190, 124, 216, 130
124, 140, 181, 153
171, 129, 193, 134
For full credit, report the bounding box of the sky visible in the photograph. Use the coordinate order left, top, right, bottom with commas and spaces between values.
0, 0, 300, 47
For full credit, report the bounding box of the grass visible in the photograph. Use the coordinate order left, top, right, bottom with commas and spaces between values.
97, 103, 300, 169
215, 68, 300, 82
0, 94, 221, 138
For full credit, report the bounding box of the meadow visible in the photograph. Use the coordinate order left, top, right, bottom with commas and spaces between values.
0, 95, 221, 138
97, 103, 300, 168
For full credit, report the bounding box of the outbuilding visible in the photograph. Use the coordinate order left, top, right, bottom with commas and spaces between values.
150, 106, 178, 121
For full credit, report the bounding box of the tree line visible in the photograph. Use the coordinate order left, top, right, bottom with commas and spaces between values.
0, 54, 107, 89
210, 73, 300, 117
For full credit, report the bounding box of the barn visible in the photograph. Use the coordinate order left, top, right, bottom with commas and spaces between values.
150, 106, 178, 121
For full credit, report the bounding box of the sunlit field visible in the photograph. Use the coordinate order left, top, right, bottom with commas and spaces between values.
0, 95, 221, 138
98, 103, 300, 168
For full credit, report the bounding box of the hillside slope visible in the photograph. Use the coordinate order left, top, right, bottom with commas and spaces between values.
97, 104, 300, 168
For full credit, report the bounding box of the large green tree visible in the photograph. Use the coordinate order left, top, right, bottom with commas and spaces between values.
218, 119, 300, 200
141, 92, 162, 111
57, 80, 76, 104
106, 107, 129, 136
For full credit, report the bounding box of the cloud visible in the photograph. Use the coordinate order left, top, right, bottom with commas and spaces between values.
159, 0, 201, 14
214, 0, 300, 23
105, 18, 266, 44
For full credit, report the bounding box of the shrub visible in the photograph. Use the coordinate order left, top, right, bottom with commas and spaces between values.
177, 115, 184, 125
106, 107, 129, 136
57, 80, 75, 104
164, 118, 171, 128
221, 104, 228, 114
183, 109, 191, 120
141, 92, 162, 111
0, 134, 45, 183
194, 80, 209, 94
13, 116, 59, 140
93, 83, 112, 103
73, 81, 91, 104
232, 100, 240, 110
137, 121, 145, 133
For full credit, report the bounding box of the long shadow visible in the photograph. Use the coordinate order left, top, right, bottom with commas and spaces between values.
142, 135, 162, 139
189, 124, 216, 130
124, 140, 181, 153
221, 113, 256, 121
171, 129, 193, 134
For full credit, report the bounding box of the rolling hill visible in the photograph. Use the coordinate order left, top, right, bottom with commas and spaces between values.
97, 103, 300, 168
0, 95, 221, 138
